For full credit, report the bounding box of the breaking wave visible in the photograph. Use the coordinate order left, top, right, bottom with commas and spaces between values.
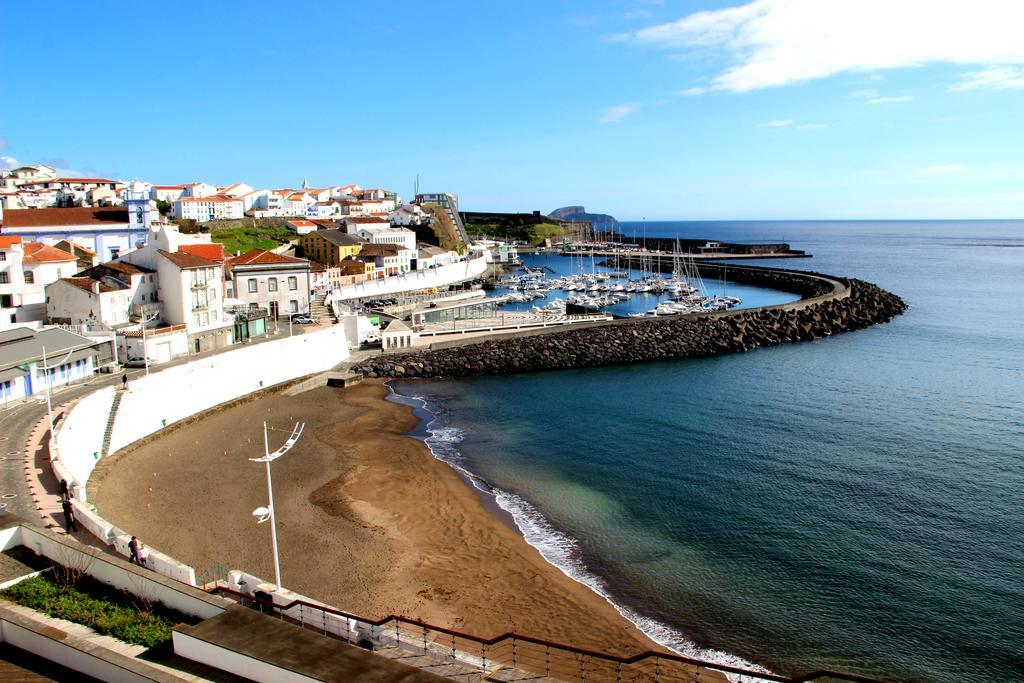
389, 385, 772, 682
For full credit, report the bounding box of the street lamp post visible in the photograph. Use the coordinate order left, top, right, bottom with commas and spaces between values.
250, 421, 304, 592
39, 345, 73, 454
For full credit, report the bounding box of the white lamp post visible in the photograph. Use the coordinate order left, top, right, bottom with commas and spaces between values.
250, 421, 304, 592
39, 345, 73, 453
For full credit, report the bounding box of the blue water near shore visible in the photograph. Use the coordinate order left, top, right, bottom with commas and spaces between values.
393, 220, 1024, 682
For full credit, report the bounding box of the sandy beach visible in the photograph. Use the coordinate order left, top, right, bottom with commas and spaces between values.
90, 381, 664, 656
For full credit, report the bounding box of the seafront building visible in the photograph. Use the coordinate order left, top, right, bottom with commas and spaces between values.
224, 248, 312, 318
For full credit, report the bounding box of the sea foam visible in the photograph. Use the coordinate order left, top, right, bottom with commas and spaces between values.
392, 385, 773, 683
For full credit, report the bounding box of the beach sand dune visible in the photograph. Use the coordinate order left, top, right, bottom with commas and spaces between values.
90, 381, 662, 656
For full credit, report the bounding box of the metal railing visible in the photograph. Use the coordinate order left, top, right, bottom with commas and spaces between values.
208, 587, 881, 683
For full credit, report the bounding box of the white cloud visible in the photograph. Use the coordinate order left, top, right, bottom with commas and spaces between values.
0, 155, 18, 169
759, 119, 826, 129
675, 86, 706, 96
600, 102, 641, 123
850, 89, 878, 99
866, 95, 915, 104
951, 65, 1024, 91
617, 0, 1024, 92
923, 164, 967, 174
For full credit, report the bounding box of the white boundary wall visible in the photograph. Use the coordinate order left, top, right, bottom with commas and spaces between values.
49, 325, 351, 584
332, 254, 487, 301
108, 325, 349, 455
54, 386, 115, 492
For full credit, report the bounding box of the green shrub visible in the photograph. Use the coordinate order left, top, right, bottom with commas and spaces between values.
1, 575, 180, 648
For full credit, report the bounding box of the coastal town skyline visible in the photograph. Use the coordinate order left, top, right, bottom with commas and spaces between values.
4, 1, 1024, 220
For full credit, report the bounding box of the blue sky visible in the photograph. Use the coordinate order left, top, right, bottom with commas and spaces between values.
3, 1, 1024, 219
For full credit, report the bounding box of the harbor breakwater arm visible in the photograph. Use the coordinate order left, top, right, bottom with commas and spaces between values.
353, 264, 907, 379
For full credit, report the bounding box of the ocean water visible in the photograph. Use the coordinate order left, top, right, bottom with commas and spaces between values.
392, 221, 1024, 682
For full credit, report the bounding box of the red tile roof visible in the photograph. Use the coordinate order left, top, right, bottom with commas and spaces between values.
345, 216, 390, 224
226, 249, 307, 266
62, 277, 118, 294
179, 243, 226, 262
158, 249, 220, 270
0, 207, 129, 228
51, 177, 121, 184
0, 236, 23, 248
23, 243, 78, 263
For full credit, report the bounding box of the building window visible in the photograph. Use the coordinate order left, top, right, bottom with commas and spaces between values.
23, 271, 34, 284
248, 279, 257, 293
0, 252, 5, 261
269, 278, 277, 292
290, 299, 298, 313
0, 272, 8, 284
288, 276, 297, 290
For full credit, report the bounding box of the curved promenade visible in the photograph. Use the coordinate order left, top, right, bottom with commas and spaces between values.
353, 263, 907, 378
50, 326, 351, 584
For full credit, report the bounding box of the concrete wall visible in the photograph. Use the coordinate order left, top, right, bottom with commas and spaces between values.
107, 324, 349, 455
331, 253, 487, 301
50, 325, 351, 584
6, 526, 226, 620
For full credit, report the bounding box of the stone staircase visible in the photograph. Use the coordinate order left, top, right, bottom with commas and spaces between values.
100, 391, 123, 458
311, 293, 332, 319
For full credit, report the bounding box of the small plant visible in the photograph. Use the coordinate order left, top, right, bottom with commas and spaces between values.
1, 573, 194, 648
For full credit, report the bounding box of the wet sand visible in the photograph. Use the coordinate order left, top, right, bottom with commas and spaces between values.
90, 381, 662, 655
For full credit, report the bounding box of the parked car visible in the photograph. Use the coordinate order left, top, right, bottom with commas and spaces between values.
290, 315, 316, 325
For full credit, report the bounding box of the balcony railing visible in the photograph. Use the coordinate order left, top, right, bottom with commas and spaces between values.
190, 280, 208, 289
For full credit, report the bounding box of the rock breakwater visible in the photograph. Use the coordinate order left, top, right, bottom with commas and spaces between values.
354, 271, 906, 379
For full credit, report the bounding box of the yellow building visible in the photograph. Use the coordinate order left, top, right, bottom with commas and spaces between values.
299, 229, 363, 266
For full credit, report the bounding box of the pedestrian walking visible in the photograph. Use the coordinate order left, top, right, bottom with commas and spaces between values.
58, 478, 69, 500
138, 542, 149, 569
128, 535, 141, 565
61, 499, 78, 533
121, 373, 128, 391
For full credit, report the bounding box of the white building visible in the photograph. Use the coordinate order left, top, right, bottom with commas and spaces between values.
390, 204, 429, 226
172, 195, 245, 222
286, 219, 318, 235
0, 237, 79, 324
0, 164, 57, 190
150, 185, 187, 203
45, 277, 134, 329
343, 215, 390, 234
156, 249, 233, 352
0, 181, 158, 261
225, 249, 312, 319
356, 226, 417, 251
182, 182, 218, 198
116, 224, 234, 353
416, 244, 457, 270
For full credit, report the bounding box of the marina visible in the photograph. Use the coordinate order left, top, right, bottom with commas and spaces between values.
489, 250, 799, 318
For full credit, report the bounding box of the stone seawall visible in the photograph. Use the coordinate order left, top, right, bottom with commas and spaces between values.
354, 266, 906, 379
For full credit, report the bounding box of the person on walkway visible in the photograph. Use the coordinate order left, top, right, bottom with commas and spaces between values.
58, 479, 69, 500
121, 373, 128, 391
61, 499, 78, 533
128, 536, 141, 565
138, 542, 149, 569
